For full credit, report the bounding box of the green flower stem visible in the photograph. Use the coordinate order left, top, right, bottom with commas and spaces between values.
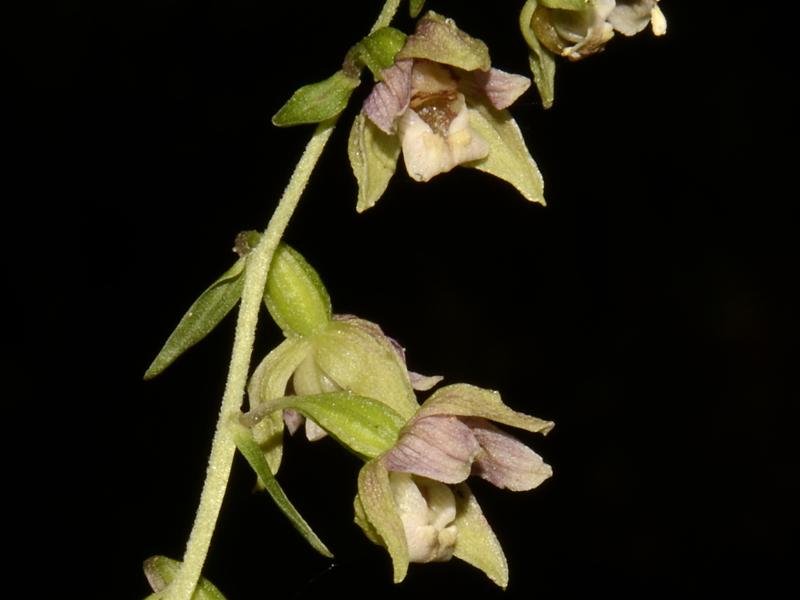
165, 119, 336, 600
372, 0, 401, 34
165, 2, 401, 600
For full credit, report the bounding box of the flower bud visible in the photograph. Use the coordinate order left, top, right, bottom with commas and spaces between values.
264, 244, 331, 338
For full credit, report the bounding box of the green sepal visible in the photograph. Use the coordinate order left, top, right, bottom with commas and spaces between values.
541, 0, 588, 9
143, 556, 228, 600
397, 11, 491, 72
348, 27, 408, 81
230, 421, 333, 558
272, 70, 359, 127
313, 318, 420, 419
261, 392, 406, 459
353, 493, 383, 546
247, 337, 313, 473
264, 243, 331, 337
357, 459, 409, 583
418, 383, 555, 435
466, 102, 546, 205
348, 113, 401, 213
451, 484, 509, 589
409, 0, 425, 18
144, 258, 245, 380
520, 0, 557, 109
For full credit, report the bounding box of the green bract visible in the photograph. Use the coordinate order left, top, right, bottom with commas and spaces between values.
272, 70, 360, 127
144, 231, 262, 379
144, 238, 332, 379
230, 421, 333, 557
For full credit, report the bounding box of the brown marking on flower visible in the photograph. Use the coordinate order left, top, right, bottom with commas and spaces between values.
410, 90, 460, 137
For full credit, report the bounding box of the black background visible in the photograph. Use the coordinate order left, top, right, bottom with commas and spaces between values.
8, 2, 798, 598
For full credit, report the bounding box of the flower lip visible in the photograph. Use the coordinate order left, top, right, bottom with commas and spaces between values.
389, 472, 458, 563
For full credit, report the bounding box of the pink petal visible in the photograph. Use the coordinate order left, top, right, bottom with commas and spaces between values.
362, 59, 413, 134
465, 418, 552, 491
383, 415, 480, 484
469, 68, 530, 110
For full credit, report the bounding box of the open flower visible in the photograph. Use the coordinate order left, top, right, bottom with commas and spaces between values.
349, 11, 544, 211
354, 384, 553, 587
364, 56, 529, 182
247, 244, 439, 472
248, 314, 440, 469
529, 0, 667, 61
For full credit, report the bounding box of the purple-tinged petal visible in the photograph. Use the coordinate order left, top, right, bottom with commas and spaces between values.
383, 415, 480, 484
363, 59, 413, 134
466, 418, 553, 491
469, 68, 531, 110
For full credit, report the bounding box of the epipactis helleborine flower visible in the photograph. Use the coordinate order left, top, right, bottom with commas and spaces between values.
249, 314, 441, 470
364, 13, 529, 182
531, 0, 667, 61
355, 384, 554, 587
350, 11, 544, 211
248, 245, 440, 473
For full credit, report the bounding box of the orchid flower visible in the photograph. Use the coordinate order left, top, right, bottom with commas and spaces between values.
247, 244, 439, 472
354, 384, 553, 587
350, 11, 545, 211
529, 0, 667, 62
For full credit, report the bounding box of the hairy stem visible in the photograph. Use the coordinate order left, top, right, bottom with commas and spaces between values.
165, 2, 401, 599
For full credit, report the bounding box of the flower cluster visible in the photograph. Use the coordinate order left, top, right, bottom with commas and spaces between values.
143, 4, 669, 596
244, 243, 553, 587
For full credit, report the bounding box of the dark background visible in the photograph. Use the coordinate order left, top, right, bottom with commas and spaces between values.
8, 2, 797, 598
